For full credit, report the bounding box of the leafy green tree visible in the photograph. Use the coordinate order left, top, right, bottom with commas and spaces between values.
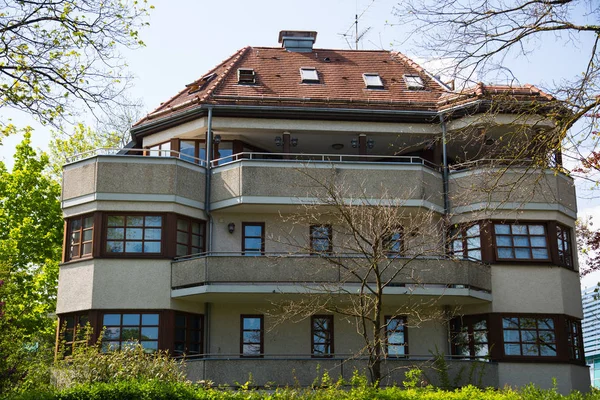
0, 131, 62, 391
0, 0, 152, 138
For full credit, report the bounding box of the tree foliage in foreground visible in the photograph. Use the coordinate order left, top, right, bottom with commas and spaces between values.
0, 0, 152, 139
0, 132, 62, 392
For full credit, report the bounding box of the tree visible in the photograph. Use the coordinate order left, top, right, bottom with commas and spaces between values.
395, 0, 599, 178
269, 168, 467, 385
0, 0, 152, 137
0, 132, 62, 391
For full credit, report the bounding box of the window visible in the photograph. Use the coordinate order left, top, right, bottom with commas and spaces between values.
450, 224, 482, 261
300, 67, 319, 83
176, 218, 205, 257
61, 313, 89, 356
179, 140, 206, 164
494, 223, 549, 260
101, 313, 159, 353
451, 316, 489, 359
385, 316, 407, 357
502, 316, 556, 357
404, 75, 425, 90
384, 228, 403, 256
312, 315, 333, 357
174, 313, 203, 356
242, 222, 265, 255
240, 315, 263, 357
105, 215, 163, 254
310, 225, 332, 254
556, 224, 573, 268
363, 73, 384, 89
566, 318, 583, 361
147, 141, 171, 157
67, 215, 94, 261
238, 68, 256, 84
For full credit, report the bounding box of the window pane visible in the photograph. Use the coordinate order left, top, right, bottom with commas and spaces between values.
502, 318, 519, 329
122, 327, 140, 340
141, 327, 159, 340
177, 219, 189, 231
107, 228, 124, 240
104, 327, 121, 340
469, 250, 482, 260
83, 230, 93, 241
504, 344, 521, 355
511, 225, 527, 235
466, 225, 480, 236
388, 332, 404, 344
529, 225, 545, 235
243, 331, 260, 343
144, 229, 162, 240
125, 242, 143, 253
532, 248, 549, 259
243, 344, 260, 355
515, 248, 531, 259
495, 224, 510, 234
388, 345, 405, 356
176, 244, 189, 256
245, 238, 262, 250
145, 216, 162, 227
496, 236, 512, 246
71, 218, 82, 230
531, 236, 547, 247
141, 341, 158, 352
177, 231, 188, 244
180, 141, 195, 162
107, 216, 124, 226
127, 216, 144, 227
243, 318, 261, 330
126, 228, 143, 240
498, 248, 514, 258
192, 222, 201, 234
122, 314, 140, 325
513, 236, 530, 247
466, 237, 480, 248
244, 225, 262, 236
106, 241, 123, 252
503, 330, 520, 342
142, 314, 159, 325
540, 345, 557, 356
143, 242, 161, 253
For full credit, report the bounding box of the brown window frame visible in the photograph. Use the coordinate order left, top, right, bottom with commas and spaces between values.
556, 224, 573, 269
385, 316, 408, 357
450, 315, 489, 360
311, 315, 334, 357
449, 223, 482, 261
566, 318, 584, 362
100, 312, 160, 353
66, 214, 94, 261
144, 141, 172, 157
492, 222, 550, 262
310, 225, 333, 255
102, 213, 165, 257
176, 217, 206, 257
384, 227, 404, 256
240, 315, 264, 358
59, 313, 90, 356
501, 315, 557, 358
178, 139, 206, 165
242, 222, 265, 255
174, 312, 203, 357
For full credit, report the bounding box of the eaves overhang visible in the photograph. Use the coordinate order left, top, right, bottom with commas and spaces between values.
130, 104, 442, 139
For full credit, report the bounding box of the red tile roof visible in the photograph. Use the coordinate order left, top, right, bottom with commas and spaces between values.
134, 46, 556, 128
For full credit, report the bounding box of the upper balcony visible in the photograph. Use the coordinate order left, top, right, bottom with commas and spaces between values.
171, 254, 492, 303
210, 152, 444, 212
61, 149, 206, 214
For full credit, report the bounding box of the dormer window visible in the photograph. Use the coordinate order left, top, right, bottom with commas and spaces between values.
300, 67, 319, 83
238, 68, 256, 84
363, 73, 384, 89
404, 75, 425, 90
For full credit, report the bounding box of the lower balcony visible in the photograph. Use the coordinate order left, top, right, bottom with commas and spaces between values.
184, 355, 499, 388
171, 255, 491, 303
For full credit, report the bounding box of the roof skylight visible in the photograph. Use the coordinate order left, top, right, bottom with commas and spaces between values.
238, 68, 256, 84
404, 75, 425, 90
363, 73, 384, 89
300, 67, 319, 83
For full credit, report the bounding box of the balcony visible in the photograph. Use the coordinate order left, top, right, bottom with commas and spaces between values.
184, 356, 499, 388
171, 254, 491, 302
448, 161, 576, 217
210, 152, 444, 212
61, 150, 206, 212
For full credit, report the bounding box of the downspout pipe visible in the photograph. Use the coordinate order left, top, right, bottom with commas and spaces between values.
205, 106, 214, 253
440, 114, 450, 245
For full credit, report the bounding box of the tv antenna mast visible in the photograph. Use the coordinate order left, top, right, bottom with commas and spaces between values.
338, 0, 375, 50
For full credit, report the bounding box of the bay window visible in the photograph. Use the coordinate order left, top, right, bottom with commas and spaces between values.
493, 223, 549, 260
105, 215, 163, 254
101, 312, 160, 353
66, 214, 94, 261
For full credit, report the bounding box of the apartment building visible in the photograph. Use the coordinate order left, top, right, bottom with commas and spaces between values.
582, 287, 600, 387
56, 31, 589, 392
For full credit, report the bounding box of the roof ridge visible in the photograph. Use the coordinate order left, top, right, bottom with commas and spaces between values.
202, 46, 251, 101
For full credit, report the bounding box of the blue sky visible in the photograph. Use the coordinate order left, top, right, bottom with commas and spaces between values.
1, 0, 598, 284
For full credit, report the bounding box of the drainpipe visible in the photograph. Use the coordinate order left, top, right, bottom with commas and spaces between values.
205, 106, 214, 253
440, 114, 450, 246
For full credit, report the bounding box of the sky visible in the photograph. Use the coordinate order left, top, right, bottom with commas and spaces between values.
1, 0, 599, 285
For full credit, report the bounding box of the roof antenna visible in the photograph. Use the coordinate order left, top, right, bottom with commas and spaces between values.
337, 0, 375, 50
